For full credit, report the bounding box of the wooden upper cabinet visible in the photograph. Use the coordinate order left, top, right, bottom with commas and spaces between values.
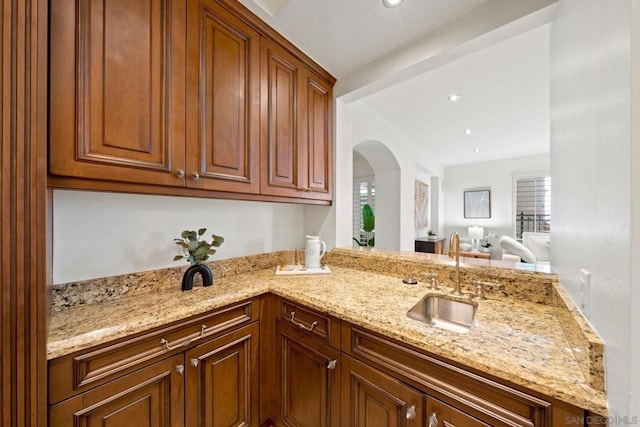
260, 39, 334, 200
49, 0, 186, 186
186, 0, 260, 193
49, 0, 334, 203
302, 69, 333, 200
260, 39, 303, 197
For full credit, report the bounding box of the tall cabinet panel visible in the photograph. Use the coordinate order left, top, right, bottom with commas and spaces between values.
49, 0, 186, 186
186, 0, 260, 193
302, 70, 333, 200
260, 39, 303, 197
276, 322, 341, 426
185, 323, 260, 427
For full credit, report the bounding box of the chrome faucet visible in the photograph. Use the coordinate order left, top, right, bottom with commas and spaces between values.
448, 232, 463, 295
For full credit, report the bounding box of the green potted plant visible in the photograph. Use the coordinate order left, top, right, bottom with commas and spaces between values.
362, 204, 375, 248
174, 228, 224, 290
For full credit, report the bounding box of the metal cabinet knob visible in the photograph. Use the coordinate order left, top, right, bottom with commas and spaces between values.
405, 405, 416, 420
327, 359, 337, 370
190, 358, 199, 367
191, 172, 200, 181
175, 169, 185, 178
176, 364, 185, 374
428, 413, 439, 427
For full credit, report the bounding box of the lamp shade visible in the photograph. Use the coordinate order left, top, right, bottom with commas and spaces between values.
468, 226, 484, 241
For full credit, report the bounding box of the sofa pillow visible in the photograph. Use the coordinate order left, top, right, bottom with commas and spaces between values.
460, 242, 473, 251
499, 235, 536, 263
527, 236, 550, 262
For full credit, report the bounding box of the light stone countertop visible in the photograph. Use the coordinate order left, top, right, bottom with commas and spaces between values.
48, 265, 607, 415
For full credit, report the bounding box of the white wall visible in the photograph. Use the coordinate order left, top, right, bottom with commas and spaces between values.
353, 151, 374, 178
414, 165, 435, 238
631, 1, 640, 417
335, 101, 445, 252
330, 99, 355, 249
443, 154, 549, 257
53, 190, 305, 283
550, 0, 637, 418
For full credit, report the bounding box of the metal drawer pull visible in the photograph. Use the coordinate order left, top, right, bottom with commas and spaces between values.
160, 324, 208, 351
290, 312, 318, 331
428, 413, 439, 427
327, 359, 337, 370
443, 421, 455, 427
405, 405, 416, 420
190, 358, 199, 367
176, 364, 184, 374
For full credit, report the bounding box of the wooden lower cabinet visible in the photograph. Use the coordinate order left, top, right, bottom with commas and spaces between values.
49, 354, 186, 427
426, 397, 490, 427
185, 322, 260, 427
341, 355, 424, 427
275, 321, 341, 426
341, 323, 588, 427
49, 320, 260, 427
49, 297, 593, 427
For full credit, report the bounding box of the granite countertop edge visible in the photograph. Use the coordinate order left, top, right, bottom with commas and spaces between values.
47, 266, 607, 415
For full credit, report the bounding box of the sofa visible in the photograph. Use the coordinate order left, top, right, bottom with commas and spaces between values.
499, 232, 550, 264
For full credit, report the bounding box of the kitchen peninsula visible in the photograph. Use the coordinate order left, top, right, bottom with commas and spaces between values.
48, 248, 606, 426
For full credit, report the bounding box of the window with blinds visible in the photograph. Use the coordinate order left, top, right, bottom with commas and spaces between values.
353, 177, 375, 245
514, 176, 551, 239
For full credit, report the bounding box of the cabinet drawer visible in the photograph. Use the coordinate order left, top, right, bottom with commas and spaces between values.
49, 298, 258, 404
49, 354, 185, 427
277, 297, 340, 348
343, 323, 551, 427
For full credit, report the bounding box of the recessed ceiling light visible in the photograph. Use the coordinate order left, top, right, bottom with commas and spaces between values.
447, 94, 461, 102
382, 0, 405, 8
464, 129, 472, 135
473, 148, 481, 153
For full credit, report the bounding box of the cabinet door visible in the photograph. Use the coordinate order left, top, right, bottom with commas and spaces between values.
49, 0, 186, 186
276, 321, 341, 426
426, 397, 490, 427
49, 354, 185, 427
186, 0, 260, 193
185, 323, 260, 427
341, 355, 424, 427
300, 69, 333, 201
260, 39, 305, 198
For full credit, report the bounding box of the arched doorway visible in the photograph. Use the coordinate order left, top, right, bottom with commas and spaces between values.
353, 140, 401, 250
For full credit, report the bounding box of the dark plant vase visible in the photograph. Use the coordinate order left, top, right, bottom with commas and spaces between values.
182, 264, 213, 291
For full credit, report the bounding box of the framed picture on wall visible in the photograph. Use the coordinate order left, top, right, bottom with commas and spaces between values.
414, 180, 429, 228
464, 189, 491, 218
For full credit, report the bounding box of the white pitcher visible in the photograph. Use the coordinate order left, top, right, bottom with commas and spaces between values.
305, 235, 326, 269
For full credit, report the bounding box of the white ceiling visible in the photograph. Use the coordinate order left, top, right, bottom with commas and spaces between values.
363, 24, 550, 167
238, 0, 493, 78
240, 0, 551, 168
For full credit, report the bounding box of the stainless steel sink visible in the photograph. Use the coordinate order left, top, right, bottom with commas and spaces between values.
407, 296, 477, 333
